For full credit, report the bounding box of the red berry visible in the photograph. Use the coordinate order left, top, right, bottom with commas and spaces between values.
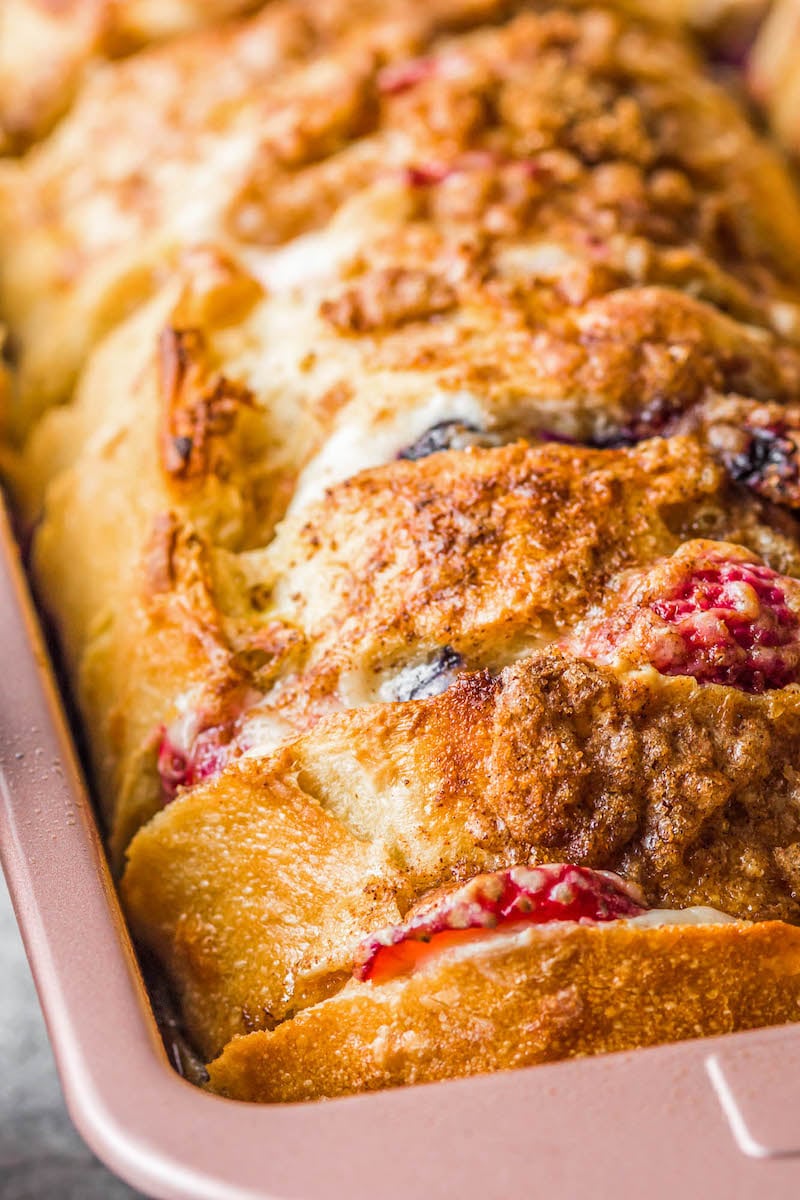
566, 545, 800, 694
354, 864, 646, 984
378, 56, 439, 95
156, 724, 232, 804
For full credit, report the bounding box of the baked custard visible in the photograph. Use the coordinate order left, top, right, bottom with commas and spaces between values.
5, 0, 800, 1101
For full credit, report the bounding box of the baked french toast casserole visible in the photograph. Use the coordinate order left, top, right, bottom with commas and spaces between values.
5, 0, 800, 1102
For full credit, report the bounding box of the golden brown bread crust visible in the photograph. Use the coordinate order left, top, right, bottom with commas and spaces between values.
24, 253, 278, 660
124, 640, 800, 1058
261, 442, 800, 662
24, 222, 800, 629
58, 434, 800, 860
16, 3, 800, 791
0, 0, 276, 155
0, 1, 768, 158
205, 920, 800, 1102
20, 130, 800, 855
4, 2, 800, 432
11, 1, 800, 1102
122, 755, 405, 1058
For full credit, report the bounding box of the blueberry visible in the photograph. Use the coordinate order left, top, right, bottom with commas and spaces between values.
397, 421, 495, 461
727, 426, 800, 498
382, 646, 464, 702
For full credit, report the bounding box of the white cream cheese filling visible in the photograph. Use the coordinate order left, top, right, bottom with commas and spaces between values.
286, 387, 489, 516
375, 903, 743, 975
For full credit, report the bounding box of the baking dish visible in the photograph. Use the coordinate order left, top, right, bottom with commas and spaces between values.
3, 496, 800, 1199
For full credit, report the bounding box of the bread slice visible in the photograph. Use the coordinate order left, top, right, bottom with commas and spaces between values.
5, 2, 800, 432
206, 916, 800, 1102
15, 1, 800, 869
0, 0, 295, 154
11, 0, 800, 1110
123, 635, 800, 1062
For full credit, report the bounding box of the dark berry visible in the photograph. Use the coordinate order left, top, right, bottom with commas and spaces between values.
397, 420, 494, 461
383, 646, 465, 702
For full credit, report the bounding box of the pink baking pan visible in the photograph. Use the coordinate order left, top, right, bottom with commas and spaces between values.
3, 494, 800, 1200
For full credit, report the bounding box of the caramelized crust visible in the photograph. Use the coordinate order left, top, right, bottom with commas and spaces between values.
0, 1, 769, 158
23, 133, 800, 857
206, 920, 800, 1102
261, 440, 800, 657
21, 195, 800, 860
53, 434, 800, 860
4, 2, 800, 432
9, 1, 800, 1102
0, 0, 277, 155
124, 640, 800, 1058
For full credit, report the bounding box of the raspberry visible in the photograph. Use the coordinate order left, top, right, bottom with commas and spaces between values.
156, 725, 232, 804
354, 864, 645, 984
404, 151, 545, 190
591, 396, 684, 448
567, 546, 800, 694
405, 162, 453, 188
649, 559, 800, 691
377, 56, 439, 95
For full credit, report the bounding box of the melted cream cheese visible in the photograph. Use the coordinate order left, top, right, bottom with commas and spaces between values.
625, 905, 739, 928
242, 225, 352, 293
237, 712, 296, 760
497, 239, 586, 280
166, 131, 257, 244
386, 903, 742, 975
287, 388, 489, 515
377, 656, 459, 703
162, 685, 208, 755
242, 178, 414, 295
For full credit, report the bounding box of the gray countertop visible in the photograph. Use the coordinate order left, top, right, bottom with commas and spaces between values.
0, 868, 146, 1200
